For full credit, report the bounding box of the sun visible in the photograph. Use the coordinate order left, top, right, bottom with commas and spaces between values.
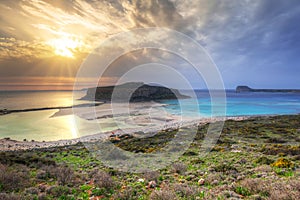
49, 37, 80, 58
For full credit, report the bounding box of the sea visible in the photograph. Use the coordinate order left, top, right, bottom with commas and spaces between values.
0, 90, 300, 141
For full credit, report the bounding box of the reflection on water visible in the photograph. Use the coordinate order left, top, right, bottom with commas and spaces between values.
0, 110, 79, 141
0, 90, 87, 110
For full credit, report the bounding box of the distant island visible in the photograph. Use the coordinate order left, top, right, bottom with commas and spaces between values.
236, 85, 300, 93
81, 82, 190, 102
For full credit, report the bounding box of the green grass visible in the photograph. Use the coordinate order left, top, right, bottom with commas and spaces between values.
0, 114, 299, 199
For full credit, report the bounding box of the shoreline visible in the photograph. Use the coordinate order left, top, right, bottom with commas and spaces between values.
0, 115, 250, 151
0, 102, 103, 116
1, 113, 299, 152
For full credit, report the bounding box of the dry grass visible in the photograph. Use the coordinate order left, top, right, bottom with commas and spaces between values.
150, 188, 178, 200
143, 170, 160, 182
171, 162, 187, 174
0, 193, 20, 200
93, 170, 115, 189
240, 178, 300, 199
56, 165, 74, 186
173, 183, 199, 198
0, 164, 30, 192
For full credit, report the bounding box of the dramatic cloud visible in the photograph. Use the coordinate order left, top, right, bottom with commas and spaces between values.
0, 0, 300, 89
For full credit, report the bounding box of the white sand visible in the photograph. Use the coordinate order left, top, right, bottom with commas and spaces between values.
0, 115, 249, 151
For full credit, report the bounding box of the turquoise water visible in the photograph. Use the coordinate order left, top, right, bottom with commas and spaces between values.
0, 90, 300, 141
162, 90, 300, 116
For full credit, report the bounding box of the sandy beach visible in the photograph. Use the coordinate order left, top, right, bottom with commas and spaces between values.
0, 115, 249, 151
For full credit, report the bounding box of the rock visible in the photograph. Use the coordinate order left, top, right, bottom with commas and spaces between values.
179, 179, 185, 183
198, 178, 205, 185
211, 180, 219, 185
46, 185, 56, 194
236, 86, 253, 92
137, 178, 144, 183
186, 174, 195, 181
38, 193, 48, 200
196, 170, 204, 175
25, 187, 39, 195
238, 158, 247, 164
224, 190, 242, 199
38, 184, 47, 192
89, 162, 98, 167
148, 180, 157, 188
252, 195, 262, 200
236, 85, 300, 93
36, 170, 47, 179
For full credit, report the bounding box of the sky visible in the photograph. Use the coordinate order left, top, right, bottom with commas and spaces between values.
0, 0, 300, 90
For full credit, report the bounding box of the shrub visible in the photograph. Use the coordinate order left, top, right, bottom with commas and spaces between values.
271, 158, 294, 168
268, 180, 300, 200
205, 172, 223, 185
253, 165, 272, 173
213, 163, 236, 173
143, 170, 160, 182
0, 164, 30, 192
171, 162, 187, 174
93, 171, 115, 189
0, 193, 20, 200
235, 186, 251, 196
112, 186, 140, 200
47, 185, 71, 197
150, 189, 178, 200
183, 150, 198, 156
56, 165, 74, 186
240, 178, 267, 195
173, 183, 199, 198
39, 165, 57, 180
255, 156, 274, 165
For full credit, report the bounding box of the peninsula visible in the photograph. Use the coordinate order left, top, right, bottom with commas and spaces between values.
81, 82, 190, 102
236, 85, 300, 93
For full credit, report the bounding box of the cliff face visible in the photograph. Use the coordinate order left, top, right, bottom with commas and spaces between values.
81, 82, 190, 102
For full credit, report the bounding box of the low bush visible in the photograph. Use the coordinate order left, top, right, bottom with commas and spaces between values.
173, 183, 199, 198
213, 163, 237, 173
143, 170, 160, 182
0, 193, 20, 200
271, 157, 294, 168
47, 185, 71, 198
56, 165, 74, 186
235, 186, 251, 196
150, 189, 178, 200
93, 171, 115, 189
0, 164, 30, 192
255, 156, 274, 165
171, 162, 187, 174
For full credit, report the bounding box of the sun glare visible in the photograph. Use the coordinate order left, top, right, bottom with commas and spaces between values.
49, 37, 80, 58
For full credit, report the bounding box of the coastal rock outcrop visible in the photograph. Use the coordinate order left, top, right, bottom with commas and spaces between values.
81, 82, 190, 102
236, 85, 300, 93
236, 86, 253, 92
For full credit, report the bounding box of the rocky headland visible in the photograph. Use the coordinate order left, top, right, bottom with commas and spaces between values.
81, 82, 190, 102
236, 85, 300, 93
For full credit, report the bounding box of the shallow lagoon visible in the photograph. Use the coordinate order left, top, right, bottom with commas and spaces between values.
1, 90, 300, 141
